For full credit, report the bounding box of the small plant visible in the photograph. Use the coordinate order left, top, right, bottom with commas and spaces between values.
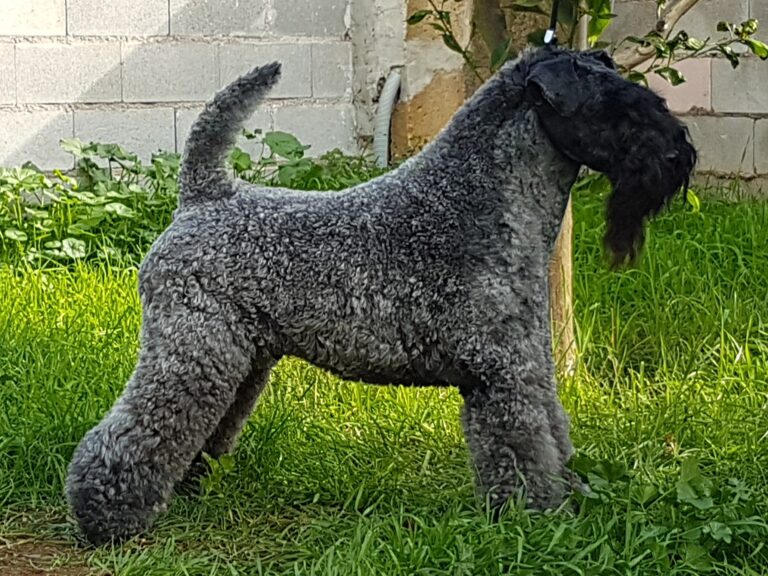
0, 141, 178, 268
229, 129, 387, 191
571, 455, 768, 571
0, 133, 384, 268
199, 453, 237, 495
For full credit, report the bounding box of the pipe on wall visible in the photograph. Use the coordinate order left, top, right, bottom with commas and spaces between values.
372, 68, 402, 168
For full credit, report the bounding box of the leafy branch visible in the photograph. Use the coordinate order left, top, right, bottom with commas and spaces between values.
407, 0, 768, 89
407, 0, 485, 81
617, 19, 768, 86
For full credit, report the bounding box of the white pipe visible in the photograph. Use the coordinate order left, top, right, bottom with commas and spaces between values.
373, 69, 402, 168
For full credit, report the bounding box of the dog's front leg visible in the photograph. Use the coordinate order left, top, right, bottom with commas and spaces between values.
461, 375, 570, 511
66, 301, 254, 545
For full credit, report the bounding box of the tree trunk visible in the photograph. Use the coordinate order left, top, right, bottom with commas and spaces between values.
549, 197, 576, 374
548, 7, 588, 375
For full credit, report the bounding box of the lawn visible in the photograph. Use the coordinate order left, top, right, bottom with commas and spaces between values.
1, 191, 767, 575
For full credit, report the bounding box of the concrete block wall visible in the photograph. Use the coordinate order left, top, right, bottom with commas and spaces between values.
607, 0, 768, 178
0, 0, 356, 169
1, 0, 766, 178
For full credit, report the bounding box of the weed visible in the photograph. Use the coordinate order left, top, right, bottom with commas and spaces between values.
0, 133, 385, 268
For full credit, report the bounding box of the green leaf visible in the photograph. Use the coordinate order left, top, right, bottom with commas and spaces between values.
407, 9, 432, 25
59, 138, 85, 156
67, 222, 97, 236
3, 229, 28, 242
104, 202, 136, 218
61, 237, 87, 260
683, 37, 706, 51
739, 18, 759, 37
593, 460, 628, 482
567, 453, 597, 477
219, 454, 236, 473
97, 246, 120, 260
441, 33, 463, 55
676, 457, 714, 510
588, 20, 615, 46
631, 483, 659, 505
95, 143, 138, 163
277, 159, 313, 186
627, 70, 648, 85
624, 35, 651, 46
744, 38, 768, 59
106, 189, 130, 200
69, 191, 103, 205
686, 188, 701, 213
229, 147, 253, 172
490, 41, 513, 72
655, 66, 686, 86
264, 131, 309, 160
241, 127, 263, 140
717, 44, 740, 68
645, 34, 671, 58
23, 207, 50, 219
646, 540, 670, 571
586, 0, 616, 44
666, 30, 689, 50
572, 172, 612, 195
676, 482, 713, 509
683, 543, 714, 572
704, 521, 733, 543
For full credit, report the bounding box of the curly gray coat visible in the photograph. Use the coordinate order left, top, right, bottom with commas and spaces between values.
66, 46, 696, 545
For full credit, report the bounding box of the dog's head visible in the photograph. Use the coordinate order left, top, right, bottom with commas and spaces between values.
520, 47, 697, 265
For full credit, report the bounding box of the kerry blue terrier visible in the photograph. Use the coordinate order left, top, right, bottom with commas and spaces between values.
66, 46, 696, 545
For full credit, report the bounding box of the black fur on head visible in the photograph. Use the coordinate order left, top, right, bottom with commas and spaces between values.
522, 46, 697, 266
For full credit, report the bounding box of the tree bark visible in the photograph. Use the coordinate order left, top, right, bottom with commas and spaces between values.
549, 197, 576, 373
548, 6, 588, 375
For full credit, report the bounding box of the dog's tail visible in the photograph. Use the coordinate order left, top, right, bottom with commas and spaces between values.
179, 62, 281, 207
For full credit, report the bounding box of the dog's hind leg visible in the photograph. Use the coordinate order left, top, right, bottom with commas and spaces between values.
66, 300, 255, 545
461, 369, 569, 511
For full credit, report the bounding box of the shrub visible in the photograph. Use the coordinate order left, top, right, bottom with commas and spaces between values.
0, 132, 385, 268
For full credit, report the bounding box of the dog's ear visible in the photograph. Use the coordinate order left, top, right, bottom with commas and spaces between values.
526, 51, 618, 117
526, 55, 583, 117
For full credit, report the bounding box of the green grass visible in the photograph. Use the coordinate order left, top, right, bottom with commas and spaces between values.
1, 192, 767, 575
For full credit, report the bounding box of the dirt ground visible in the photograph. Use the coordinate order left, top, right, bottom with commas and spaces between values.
0, 540, 97, 576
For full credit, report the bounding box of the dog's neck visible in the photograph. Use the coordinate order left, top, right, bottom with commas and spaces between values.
401, 72, 580, 251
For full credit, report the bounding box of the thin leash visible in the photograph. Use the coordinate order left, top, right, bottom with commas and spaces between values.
544, 0, 560, 45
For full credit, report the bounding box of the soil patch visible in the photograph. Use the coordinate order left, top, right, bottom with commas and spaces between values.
0, 540, 97, 576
